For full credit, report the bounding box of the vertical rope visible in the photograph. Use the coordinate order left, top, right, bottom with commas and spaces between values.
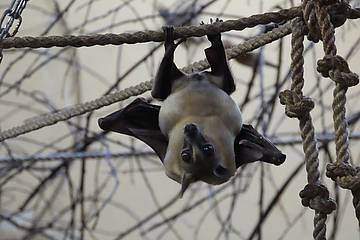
310, 1, 360, 226
279, 17, 336, 240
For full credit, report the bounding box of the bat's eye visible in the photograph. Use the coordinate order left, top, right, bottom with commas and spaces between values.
181, 150, 192, 163
202, 144, 214, 155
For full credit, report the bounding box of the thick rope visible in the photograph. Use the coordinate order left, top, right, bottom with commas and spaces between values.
0, 7, 300, 49
0, 81, 152, 141
303, 0, 360, 226
279, 17, 335, 240
1, 5, 358, 50
0, 23, 292, 142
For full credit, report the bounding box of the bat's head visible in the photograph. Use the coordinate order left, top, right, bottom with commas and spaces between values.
177, 123, 236, 197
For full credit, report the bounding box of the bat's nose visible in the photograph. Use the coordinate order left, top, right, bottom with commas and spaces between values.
184, 123, 198, 137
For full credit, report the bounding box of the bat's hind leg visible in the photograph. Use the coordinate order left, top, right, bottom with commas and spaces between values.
203, 18, 236, 94
152, 26, 185, 100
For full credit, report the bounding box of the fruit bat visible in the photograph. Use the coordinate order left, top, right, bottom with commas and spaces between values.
98, 22, 286, 197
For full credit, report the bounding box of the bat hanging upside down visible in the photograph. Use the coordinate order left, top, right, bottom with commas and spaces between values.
98, 21, 286, 197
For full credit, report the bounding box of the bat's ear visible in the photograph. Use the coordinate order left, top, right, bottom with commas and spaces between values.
178, 173, 195, 198
234, 124, 286, 168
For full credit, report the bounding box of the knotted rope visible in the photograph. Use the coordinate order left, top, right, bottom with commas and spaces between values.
279, 17, 336, 240
303, 0, 360, 227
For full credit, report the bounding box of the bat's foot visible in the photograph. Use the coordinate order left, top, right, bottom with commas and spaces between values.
162, 26, 175, 50
162, 26, 185, 54
200, 18, 223, 44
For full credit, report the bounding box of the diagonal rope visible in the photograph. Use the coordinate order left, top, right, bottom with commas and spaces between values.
0, 23, 292, 142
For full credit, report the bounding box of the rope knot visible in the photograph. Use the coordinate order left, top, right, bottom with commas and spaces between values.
327, 163, 360, 191
318, 0, 339, 6
302, 0, 350, 42
327, 1, 351, 27
302, 0, 321, 42
279, 90, 314, 119
299, 183, 337, 214
317, 55, 359, 87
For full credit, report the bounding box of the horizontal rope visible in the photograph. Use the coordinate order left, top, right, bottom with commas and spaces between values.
0, 7, 301, 49
0, 23, 292, 142
1, 6, 358, 50
2, 131, 360, 163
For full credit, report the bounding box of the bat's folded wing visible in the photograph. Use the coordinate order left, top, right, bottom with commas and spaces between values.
234, 124, 286, 168
98, 98, 168, 162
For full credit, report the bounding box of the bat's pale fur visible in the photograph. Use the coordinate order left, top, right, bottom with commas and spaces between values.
159, 72, 242, 184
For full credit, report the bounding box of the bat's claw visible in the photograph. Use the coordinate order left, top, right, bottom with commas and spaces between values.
200, 18, 223, 26
200, 18, 223, 44
162, 26, 185, 53
162, 26, 175, 50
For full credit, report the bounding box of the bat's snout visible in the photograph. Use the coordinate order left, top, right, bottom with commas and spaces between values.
184, 123, 199, 138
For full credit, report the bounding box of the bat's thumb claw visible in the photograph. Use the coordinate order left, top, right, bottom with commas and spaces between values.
98, 118, 105, 129
276, 153, 286, 165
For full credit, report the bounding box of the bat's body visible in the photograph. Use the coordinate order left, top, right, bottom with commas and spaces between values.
99, 21, 286, 196
159, 73, 242, 184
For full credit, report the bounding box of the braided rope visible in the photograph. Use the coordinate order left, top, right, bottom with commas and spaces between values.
0, 81, 152, 141
303, 0, 360, 226
1, 5, 357, 50
279, 17, 335, 240
0, 7, 300, 50
0, 23, 292, 142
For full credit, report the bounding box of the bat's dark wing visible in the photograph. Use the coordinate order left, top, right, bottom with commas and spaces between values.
98, 98, 168, 162
234, 124, 286, 168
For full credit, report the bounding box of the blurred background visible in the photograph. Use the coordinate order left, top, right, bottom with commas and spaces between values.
0, 0, 360, 239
